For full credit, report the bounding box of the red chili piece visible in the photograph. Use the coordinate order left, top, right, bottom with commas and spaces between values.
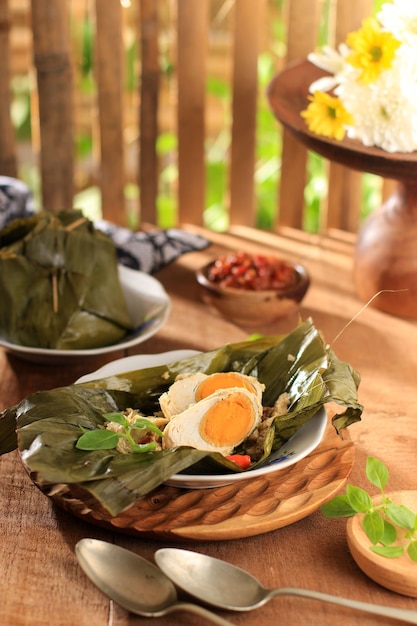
225, 454, 252, 469
208, 251, 297, 290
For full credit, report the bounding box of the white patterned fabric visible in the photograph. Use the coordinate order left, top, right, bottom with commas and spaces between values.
96, 220, 210, 273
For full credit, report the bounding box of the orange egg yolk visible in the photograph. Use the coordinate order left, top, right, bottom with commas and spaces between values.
195, 372, 255, 401
198, 391, 255, 447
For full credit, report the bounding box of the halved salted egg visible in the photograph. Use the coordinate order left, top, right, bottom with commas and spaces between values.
162, 386, 262, 455
159, 372, 207, 419
159, 371, 264, 419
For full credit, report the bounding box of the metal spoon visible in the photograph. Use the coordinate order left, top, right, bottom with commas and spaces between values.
75, 539, 234, 625
155, 547, 417, 625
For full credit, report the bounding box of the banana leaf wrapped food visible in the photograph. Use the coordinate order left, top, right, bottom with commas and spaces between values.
0, 320, 363, 516
0, 209, 133, 349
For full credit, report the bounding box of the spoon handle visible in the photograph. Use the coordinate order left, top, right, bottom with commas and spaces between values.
270, 587, 417, 624
170, 601, 235, 625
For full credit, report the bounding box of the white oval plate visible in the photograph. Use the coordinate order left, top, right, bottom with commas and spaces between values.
0, 265, 171, 364
77, 351, 328, 490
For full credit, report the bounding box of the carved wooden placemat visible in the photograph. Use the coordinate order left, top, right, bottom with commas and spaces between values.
43, 420, 354, 541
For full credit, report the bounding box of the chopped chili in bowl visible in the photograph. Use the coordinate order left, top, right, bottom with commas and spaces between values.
196, 251, 310, 326
207, 252, 298, 291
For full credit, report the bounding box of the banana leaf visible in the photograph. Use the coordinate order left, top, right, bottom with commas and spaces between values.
0, 209, 133, 349
0, 319, 363, 516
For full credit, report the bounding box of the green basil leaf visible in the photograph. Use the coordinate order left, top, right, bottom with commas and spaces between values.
380, 520, 397, 546
370, 545, 404, 559
320, 494, 356, 518
76, 429, 120, 450
103, 412, 129, 427
407, 541, 417, 563
362, 511, 384, 545
130, 418, 164, 437
365, 456, 389, 491
346, 484, 372, 513
386, 503, 416, 530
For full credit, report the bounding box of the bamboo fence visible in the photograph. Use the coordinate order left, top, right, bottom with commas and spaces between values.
2, 0, 383, 232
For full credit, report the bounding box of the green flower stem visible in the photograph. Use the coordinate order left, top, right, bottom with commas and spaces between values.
124, 429, 157, 453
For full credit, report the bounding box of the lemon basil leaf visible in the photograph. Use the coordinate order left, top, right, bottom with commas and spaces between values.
129, 418, 164, 437
77, 429, 120, 450
103, 412, 129, 427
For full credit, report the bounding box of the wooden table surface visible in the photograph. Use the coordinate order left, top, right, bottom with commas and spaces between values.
1, 225, 417, 626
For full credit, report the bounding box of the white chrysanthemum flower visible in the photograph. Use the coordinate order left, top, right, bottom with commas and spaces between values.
304, 1, 417, 153
337, 47, 417, 152
308, 44, 354, 92
308, 44, 350, 75
378, 0, 417, 45
308, 75, 339, 93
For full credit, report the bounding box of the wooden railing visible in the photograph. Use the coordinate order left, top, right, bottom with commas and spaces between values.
0, 0, 382, 233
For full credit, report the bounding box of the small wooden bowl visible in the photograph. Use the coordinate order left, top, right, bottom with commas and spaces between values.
196, 260, 310, 327
346, 491, 417, 597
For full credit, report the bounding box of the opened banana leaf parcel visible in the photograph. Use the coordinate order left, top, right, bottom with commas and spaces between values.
0, 320, 363, 516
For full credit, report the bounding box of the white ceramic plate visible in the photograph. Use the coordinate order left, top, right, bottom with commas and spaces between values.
0, 265, 171, 364
76, 349, 201, 384
77, 351, 328, 489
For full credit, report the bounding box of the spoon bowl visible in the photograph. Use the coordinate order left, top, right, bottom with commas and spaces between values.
155, 547, 417, 625
75, 539, 234, 626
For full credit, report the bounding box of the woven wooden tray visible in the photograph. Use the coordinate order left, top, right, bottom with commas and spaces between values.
44, 419, 355, 541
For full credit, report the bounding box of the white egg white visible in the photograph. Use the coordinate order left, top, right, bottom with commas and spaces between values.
159, 372, 208, 419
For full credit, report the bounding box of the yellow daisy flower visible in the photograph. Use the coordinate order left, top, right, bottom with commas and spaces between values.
346, 17, 401, 84
301, 91, 354, 141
